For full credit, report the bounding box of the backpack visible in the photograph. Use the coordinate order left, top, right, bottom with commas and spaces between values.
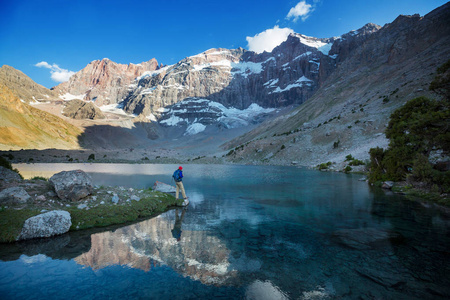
173, 170, 181, 182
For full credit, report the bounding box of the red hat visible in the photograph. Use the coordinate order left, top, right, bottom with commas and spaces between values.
179, 166, 183, 170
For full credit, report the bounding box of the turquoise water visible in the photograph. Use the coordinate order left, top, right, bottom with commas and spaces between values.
1, 164, 450, 299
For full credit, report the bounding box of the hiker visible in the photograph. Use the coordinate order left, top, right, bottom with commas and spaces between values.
173, 166, 188, 201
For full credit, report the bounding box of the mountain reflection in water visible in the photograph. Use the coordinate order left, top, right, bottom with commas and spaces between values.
74, 208, 237, 286
2, 164, 450, 299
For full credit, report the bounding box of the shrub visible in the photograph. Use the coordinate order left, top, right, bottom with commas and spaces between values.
349, 159, 364, 166
31, 176, 48, 181
345, 154, 354, 161
280, 145, 286, 150
333, 139, 340, 149
88, 154, 95, 160
317, 162, 332, 170
368, 93, 450, 190
344, 166, 352, 173
0, 156, 13, 170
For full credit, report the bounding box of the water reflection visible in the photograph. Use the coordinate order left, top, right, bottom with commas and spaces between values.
74, 208, 237, 286
2, 164, 450, 299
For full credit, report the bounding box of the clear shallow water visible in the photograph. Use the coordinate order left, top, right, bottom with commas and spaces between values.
1, 164, 450, 299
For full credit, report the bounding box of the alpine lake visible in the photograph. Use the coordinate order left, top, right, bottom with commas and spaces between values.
0, 163, 449, 299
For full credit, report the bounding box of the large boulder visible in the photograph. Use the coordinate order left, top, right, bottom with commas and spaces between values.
17, 210, 72, 241
0, 186, 31, 205
152, 181, 176, 193
0, 166, 22, 182
49, 170, 93, 201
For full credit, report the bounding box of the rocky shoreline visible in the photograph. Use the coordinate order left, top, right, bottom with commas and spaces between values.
0, 166, 184, 243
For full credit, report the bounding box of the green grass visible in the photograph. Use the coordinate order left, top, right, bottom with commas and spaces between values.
0, 189, 183, 243
68, 190, 181, 230
0, 208, 42, 242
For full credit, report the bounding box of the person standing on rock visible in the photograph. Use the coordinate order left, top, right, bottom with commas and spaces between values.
173, 166, 188, 203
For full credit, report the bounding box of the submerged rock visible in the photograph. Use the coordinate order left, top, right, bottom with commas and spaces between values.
333, 228, 403, 250
17, 210, 72, 241
0, 187, 31, 205
49, 170, 93, 201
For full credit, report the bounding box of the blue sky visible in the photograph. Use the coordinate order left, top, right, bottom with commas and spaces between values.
0, 0, 447, 88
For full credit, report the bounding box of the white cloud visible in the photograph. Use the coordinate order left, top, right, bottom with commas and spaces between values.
246, 26, 294, 54
35, 61, 75, 82
286, 1, 313, 22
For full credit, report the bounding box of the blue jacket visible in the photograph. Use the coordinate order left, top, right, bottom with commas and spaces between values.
174, 169, 183, 182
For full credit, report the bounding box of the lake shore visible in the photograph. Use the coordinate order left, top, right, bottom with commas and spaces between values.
0, 173, 184, 243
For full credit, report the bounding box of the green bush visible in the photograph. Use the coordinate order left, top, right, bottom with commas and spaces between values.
345, 154, 354, 161
368, 93, 450, 193
0, 156, 13, 170
317, 162, 332, 170
333, 139, 340, 149
344, 166, 352, 173
31, 176, 48, 181
88, 154, 95, 160
349, 159, 364, 166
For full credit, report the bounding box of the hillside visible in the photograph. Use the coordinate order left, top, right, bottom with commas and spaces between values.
222, 3, 450, 167
0, 83, 81, 150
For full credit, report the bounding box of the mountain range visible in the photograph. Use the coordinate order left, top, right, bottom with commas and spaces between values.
1, 2, 449, 166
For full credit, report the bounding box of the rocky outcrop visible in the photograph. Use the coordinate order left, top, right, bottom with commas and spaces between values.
62, 99, 105, 120
49, 170, 93, 201
53, 58, 160, 106
152, 181, 176, 193
17, 210, 72, 241
0, 187, 31, 205
0, 166, 22, 182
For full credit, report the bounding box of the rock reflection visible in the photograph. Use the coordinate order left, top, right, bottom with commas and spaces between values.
74, 208, 237, 285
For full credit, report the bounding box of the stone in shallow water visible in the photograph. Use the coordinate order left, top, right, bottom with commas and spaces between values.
333, 228, 403, 250
18, 210, 72, 241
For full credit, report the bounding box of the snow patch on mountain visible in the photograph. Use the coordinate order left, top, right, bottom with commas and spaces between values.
159, 98, 276, 135
59, 93, 86, 101
269, 76, 313, 93
295, 35, 333, 55
185, 123, 206, 136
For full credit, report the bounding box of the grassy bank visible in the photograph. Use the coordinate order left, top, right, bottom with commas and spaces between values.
0, 180, 183, 243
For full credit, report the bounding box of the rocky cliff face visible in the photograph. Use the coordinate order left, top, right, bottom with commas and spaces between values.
53, 24, 378, 122
52, 58, 160, 106
62, 99, 105, 120
223, 3, 450, 167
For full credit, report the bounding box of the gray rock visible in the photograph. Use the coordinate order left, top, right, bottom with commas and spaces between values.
0, 187, 31, 205
17, 210, 72, 241
382, 181, 394, 189
49, 170, 93, 201
112, 194, 119, 204
333, 228, 402, 250
152, 181, 176, 193
77, 203, 88, 209
36, 195, 46, 201
130, 195, 140, 201
0, 166, 22, 182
